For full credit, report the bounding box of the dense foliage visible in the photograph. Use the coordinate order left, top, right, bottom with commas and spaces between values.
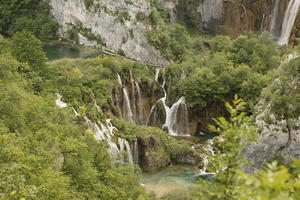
0, 33, 154, 200
0, 1, 300, 197
0, 0, 58, 40
157, 33, 279, 111
197, 97, 300, 200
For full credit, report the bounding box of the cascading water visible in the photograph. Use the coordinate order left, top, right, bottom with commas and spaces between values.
155, 68, 160, 82
146, 104, 159, 126
164, 97, 189, 136
117, 73, 134, 122
277, 0, 300, 45
151, 69, 190, 136
270, 0, 300, 45
116, 69, 190, 135
123, 88, 134, 122
135, 82, 144, 125
130, 70, 137, 121
72, 107, 80, 116
65, 95, 134, 165
269, 0, 283, 40
197, 140, 215, 178
55, 93, 67, 108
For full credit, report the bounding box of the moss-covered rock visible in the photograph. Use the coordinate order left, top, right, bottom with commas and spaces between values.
113, 118, 204, 172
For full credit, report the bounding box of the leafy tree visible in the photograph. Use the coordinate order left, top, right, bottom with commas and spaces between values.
197, 96, 300, 200
11, 31, 47, 73
197, 96, 256, 199
0, 36, 153, 200
235, 160, 300, 200
178, 67, 225, 107
0, 0, 58, 40
229, 32, 280, 74
211, 35, 232, 53
263, 56, 300, 145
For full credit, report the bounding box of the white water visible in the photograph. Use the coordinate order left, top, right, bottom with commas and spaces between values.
270, 0, 282, 39
278, 0, 300, 45
146, 104, 157, 126
116, 70, 190, 135
153, 69, 190, 136
72, 107, 80, 116
117, 73, 123, 86
94, 101, 102, 113
198, 140, 215, 177
135, 82, 144, 125
69, 100, 134, 164
117, 73, 134, 122
123, 88, 134, 122
155, 68, 160, 82
55, 93, 67, 108
163, 97, 189, 136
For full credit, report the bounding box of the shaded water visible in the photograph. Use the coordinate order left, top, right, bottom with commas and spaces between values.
141, 165, 198, 198
43, 44, 101, 60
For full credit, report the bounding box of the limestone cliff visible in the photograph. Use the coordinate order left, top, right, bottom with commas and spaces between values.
49, 0, 299, 62
49, 0, 168, 65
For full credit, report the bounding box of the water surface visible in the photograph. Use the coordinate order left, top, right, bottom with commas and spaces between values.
43, 44, 101, 61
141, 165, 198, 198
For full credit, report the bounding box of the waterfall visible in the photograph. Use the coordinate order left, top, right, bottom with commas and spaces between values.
164, 97, 189, 136
269, 0, 282, 40
117, 73, 134, 122
117, 73, 123, 85
155, 68, 160, 82
94, 101, 102, 113
123, 88, 134, 122
124, 140, 134, 165
197, 140, 215, 178
116, 69, 189, 135
72, 107, 80, 116
151, 69, 190, 136
131, 81, 137, 123
146, 104, 158, 126
58, 93, 134, 164
132, 140, 139, 165
135, 82, 144, 125
277, 0, 300, 45
55, 93, 67, 108
81, 109, 134, 163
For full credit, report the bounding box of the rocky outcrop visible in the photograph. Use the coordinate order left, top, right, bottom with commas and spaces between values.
244, 104, 300, 173
49, 0, 299, 62
244, 55, 300, 173
49, 0, 168, 65
137, 135, 171, 172
135, 127, 203, 172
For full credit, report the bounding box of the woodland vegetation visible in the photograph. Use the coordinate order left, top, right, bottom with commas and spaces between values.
1, 0, 300, 199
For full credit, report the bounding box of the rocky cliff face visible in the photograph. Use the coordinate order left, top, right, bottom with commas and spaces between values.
49, 0, 168, 65
49, 0, 299, 62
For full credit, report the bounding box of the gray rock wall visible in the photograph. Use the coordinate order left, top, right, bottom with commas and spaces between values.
49, 0, 168, 65
244, 102, 300, 173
